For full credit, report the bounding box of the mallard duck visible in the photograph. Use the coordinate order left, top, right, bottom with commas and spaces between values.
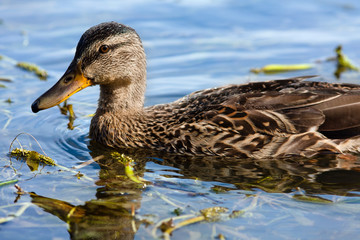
31, 22, 360, 158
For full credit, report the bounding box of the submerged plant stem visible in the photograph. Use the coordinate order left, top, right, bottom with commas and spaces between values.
72, 155, 104, 170
0, 202, 32, 224
152, 214, 195, 238
163, 215, 205, 239
0, 109, 12, 130
156, 191, 183, 209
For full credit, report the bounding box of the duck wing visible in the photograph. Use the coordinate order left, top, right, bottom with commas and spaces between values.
147, 77, 360, 157
193, 77, 360, 138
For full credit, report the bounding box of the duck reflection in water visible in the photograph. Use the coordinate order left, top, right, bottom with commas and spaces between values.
29, 143, 360, 240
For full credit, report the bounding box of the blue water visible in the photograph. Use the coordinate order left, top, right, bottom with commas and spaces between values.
1, 0, 360, 239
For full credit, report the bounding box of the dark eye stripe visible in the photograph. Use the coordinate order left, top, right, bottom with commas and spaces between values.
82, 42, 131, 67
112, 42, 130, 49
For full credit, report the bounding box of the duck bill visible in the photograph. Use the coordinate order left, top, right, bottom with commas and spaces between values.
31, 63, 92, 113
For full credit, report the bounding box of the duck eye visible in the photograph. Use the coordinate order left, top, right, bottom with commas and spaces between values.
99, 45, 110, 53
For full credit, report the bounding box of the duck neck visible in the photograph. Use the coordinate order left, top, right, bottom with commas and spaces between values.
97, 79, 146, 116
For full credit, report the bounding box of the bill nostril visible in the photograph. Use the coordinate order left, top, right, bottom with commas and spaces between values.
64, 76, 73, 83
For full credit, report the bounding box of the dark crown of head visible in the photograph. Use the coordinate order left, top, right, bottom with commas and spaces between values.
75, 22, 136, 56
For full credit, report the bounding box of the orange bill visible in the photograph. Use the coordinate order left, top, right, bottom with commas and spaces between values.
32, 63, 93, 113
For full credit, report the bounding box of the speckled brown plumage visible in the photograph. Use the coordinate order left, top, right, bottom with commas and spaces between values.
32, 22, 360, 158
90, 76, 360, 158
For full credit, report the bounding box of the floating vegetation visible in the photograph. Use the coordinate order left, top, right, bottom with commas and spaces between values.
125, 163, 144, 184
161, 215, 204, 237
211, 185, 233, 194
250, 64, 313, 74
14, 184, 25, 195
58, 100, 70, 115
10, 147, 53, 165
58, 100, 76, 130
0, 78, 10, 88
160, 219, 174, 233
0, 77, 11, 88
172, 208, 183, 216
335, 45, 359, 70
111, 152, 133, 164
292, 194, 333, 204
84, 113, 95, 118
0, 77, 12, 82
250, 44, 359, 78
216, 233, 226, 240
159, 206, 243, 239
75, 171, 84, 179
0, 179, 18, 187
16, 61, 48, 80
5, 98, 13, 103
10, 148, 55, 170
66, 104, 75, 130
14, 184, 25, 203
111, 152, 145, 184
8, 132, 94, 181
200, 206, 229, 221
334, 45, 359, 78
229, 210, 244, 218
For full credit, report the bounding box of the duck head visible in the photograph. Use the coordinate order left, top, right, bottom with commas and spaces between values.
31, 22, 146, 113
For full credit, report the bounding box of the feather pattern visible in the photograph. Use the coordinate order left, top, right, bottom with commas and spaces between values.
90, 76, 360, 158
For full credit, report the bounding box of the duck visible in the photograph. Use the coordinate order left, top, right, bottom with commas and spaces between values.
31, 21, 360, 158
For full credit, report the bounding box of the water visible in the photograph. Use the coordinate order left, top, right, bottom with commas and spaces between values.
1, 0, 360, 239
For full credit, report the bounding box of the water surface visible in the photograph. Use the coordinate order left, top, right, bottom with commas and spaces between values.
1, 0, 360, 239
